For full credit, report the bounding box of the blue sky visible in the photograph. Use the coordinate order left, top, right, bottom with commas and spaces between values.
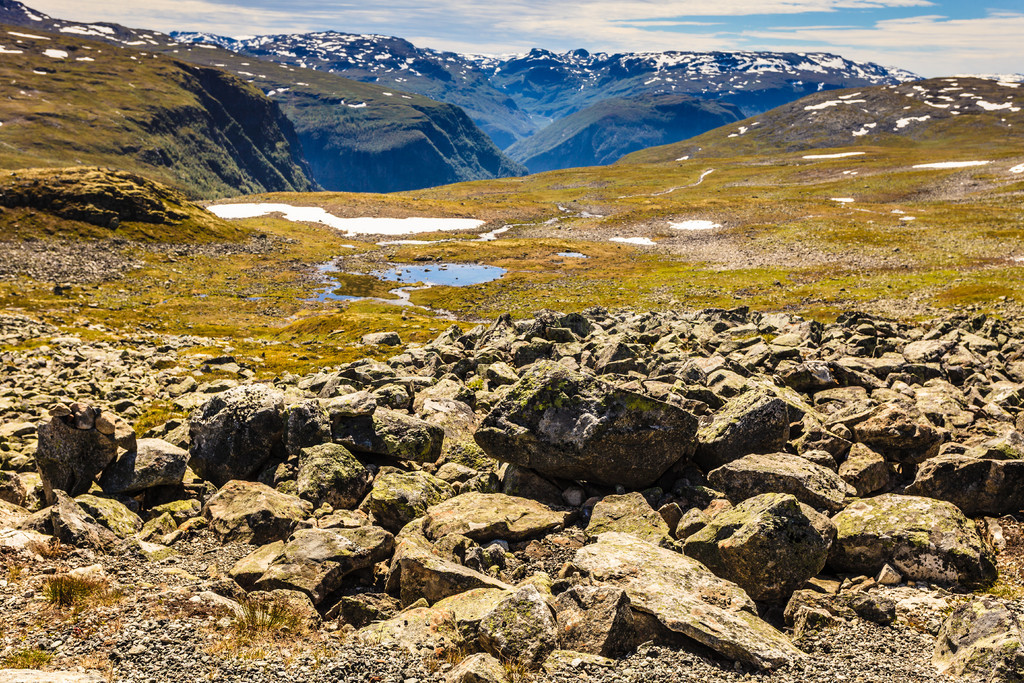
25, 0, 1024, 76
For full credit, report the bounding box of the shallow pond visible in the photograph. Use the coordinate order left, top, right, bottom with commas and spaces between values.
313, 262, 506, 305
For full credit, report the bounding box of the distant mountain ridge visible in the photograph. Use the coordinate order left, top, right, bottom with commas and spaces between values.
169, 30, 918, 171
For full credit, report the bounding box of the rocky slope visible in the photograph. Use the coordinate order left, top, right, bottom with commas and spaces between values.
0, 0, 526, 193
1, 305, 1023, 680
0, 22, 314, 200
624, 76, 1024, 163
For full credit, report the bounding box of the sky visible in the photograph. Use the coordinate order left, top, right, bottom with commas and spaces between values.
23, 0, 1024, 77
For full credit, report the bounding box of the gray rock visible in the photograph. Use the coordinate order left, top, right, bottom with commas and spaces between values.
829, 494, 997, 586
189, 384, 286, 486
365, 470, 456, 533
202, 480, 312, 544
553, 585, 636, 657
906, 453, 1024, 516
695, 389, 790, 472
424, 492, 569, 543
285, 399, 331, 456
445, 652, 510, 683
480, 585, 560, 667
475, 361, 697, 488
586, 492, 672, 547
333, 408, 444, 464
838, 443, 890, 497
933, 597, 1024, 681
708, 452, 848, 512
574, 532, 802, 670
99, 438, 189, 494
683, 493, 833, 602
851, 404, 943, 464
296, 442, 371, 510
36, 412, 117, 502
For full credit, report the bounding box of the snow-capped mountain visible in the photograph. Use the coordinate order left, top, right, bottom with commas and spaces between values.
173, 30, 918, 155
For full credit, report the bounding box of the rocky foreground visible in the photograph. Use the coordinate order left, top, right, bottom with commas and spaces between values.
1, 306, 1023, 682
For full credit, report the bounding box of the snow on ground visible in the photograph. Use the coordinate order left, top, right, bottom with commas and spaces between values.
977, 101, 1021, 112
852, 123, 877, 137
208, 203, 485, 236
670, 220, 721, 231
0, 47, 23, 54
802, 152, 865, 159
912, 161, 991, 169
42, 49, 68, 59
830, 197, 855, 203
895, 116, 930, 130
804, 99, 865, 111
1010, 163, 1024, 174
610, 237, 656, 246
8, 31, 50, 40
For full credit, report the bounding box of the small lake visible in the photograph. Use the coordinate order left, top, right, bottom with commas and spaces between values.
313, 262, 506, 305
555, 252, 589, 259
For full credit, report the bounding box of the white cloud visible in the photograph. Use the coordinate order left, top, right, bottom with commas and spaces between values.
742, 11, 1024, 76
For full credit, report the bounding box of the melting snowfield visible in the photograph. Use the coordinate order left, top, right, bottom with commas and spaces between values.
670, 220, 721, 231
1009, 163, 1024, 174
611, 237, 656, 246
802, 152, 866, 160
912, 161, 991, 169
208, 203, 485, 236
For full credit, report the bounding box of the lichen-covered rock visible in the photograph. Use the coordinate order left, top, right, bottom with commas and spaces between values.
358, 605, 463, 656
423, 492, 569, 543
254, 526, 394, 604
434, 587, 509, 638
695, 390, 790, 472
285, 399, 331, 456
553, 585, 636, 657
99, 438, 189, 494
365, 470, 455, 533
851, 404, 943, 464
906, 454, 1024, 516
933, 597, 1024, 681
28, 490, 119, 550
829, 494, 996, 586
445, 652, 510, 683
574, 532, 802, 670
36, 410, 118, 501
150, 499, 202, 525
202, 480, 311, 544
229, 540, 285, 589
708, 452, 848, 512
333, 408, 444, 463
296, 443, 371, 510
74, 494, 143, 538
785, 589, 896, 628
838, 443, 890, 497
189, 385, 286, 486
474, 361, 697, 488
479, 585, 560, 668
683, 493, 832, 602
586, 492, 672, 547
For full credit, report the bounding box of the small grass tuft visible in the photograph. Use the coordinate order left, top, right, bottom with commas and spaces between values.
42, 574, 112, 609
232, 595, 306, 639
2, 648, 53, 669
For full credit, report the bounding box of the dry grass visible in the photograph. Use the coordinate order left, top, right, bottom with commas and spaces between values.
1, 648, 53, 669
42, 574, 121, 611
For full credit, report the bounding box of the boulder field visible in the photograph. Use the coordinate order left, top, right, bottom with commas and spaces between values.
1, 306, 1023, 681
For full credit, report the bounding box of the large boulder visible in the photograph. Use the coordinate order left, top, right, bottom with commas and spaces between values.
19, 490, 118, 550
829, 494, 996, 586
574, 532, 802, 670
254, 526, 394, 604
851, 404, 943, 464
682, 493, 833, 602
296, 443, 371, 510
365, 470, 455, 533
474, 361, 697, 488
189, 385, 286, 486
36, 408, 118, 501
694, 389, 790, 472
933, 597, 1024, 681
479, 585, 560, 668
332, 408, 444, 463
423, 492, 569, 544
285, 399, 331, 456
838, 443, 890, 497
99, 438, 189, 494
75, 494, 143, 538
585, 492, 672, 547
708, 452, 848, 512
906, 454, 1024, 517
553, 585, 636, 657
202, 480, 311, 544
